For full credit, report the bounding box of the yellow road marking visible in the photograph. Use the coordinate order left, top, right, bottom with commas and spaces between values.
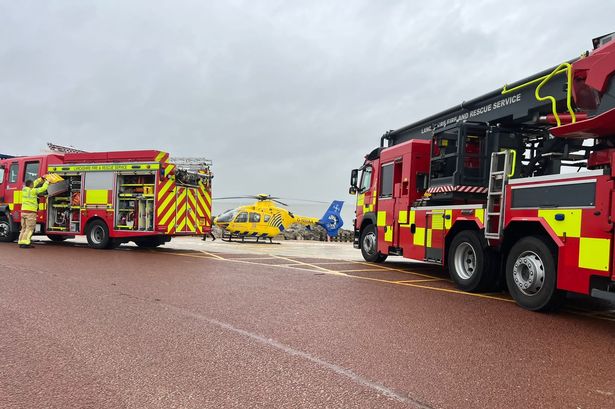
270, 255, 333, 273
295, 261, 364, 266
153, 250, 614, 322
394, 278, 444, 284
223, 256, 281, 261
160, 252, 216, 260
354, 261, 452, 281
199, 250, 225, 260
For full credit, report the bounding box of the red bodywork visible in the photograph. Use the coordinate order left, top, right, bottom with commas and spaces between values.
353, 37, 615, 299
0, 150, 212, 244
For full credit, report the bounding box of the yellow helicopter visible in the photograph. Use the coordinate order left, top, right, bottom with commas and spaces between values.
213, 194, 344, 243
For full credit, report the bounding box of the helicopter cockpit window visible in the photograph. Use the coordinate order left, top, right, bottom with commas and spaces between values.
264, 214, 271, 223
249, 213, 261, 223
217, 209, 237, 223
235, 212, 248, 223
359, 166, 372, 193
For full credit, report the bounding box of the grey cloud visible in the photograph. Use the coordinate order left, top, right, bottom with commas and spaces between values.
1, 0, 614, 223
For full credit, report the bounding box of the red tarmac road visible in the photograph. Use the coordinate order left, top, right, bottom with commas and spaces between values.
1, 241, 615, 409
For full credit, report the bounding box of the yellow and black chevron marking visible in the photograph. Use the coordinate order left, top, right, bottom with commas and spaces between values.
196, 181, 212, 233
156, 175, 177, 234
269, 213, 284, 230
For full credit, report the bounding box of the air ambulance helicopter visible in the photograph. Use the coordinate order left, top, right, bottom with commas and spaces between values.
213, 194, 344, 243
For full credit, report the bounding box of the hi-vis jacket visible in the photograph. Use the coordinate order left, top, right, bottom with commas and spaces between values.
21, 179, 49, 212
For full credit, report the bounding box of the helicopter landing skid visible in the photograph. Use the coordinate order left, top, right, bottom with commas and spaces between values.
221, 232, 280, 245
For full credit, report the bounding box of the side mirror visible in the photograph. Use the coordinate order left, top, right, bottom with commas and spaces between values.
349, 186, 357, 195
350, 169, 358, 189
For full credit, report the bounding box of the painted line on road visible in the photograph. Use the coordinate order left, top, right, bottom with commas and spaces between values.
301, 261, 367, 266
394, 279, 444, 284
220, 256, 281, 261
336, 268, 395, 273
354, 261, 452, 281
158, 250, 615, 318
199, 250, 225, 260
270, 255, 333, 273
160, 251, 515, 303
155, 251, 217, 260
165, 303, 433, 408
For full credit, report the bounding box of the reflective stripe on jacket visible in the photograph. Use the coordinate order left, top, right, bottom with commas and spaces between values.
21, 179, 49, 212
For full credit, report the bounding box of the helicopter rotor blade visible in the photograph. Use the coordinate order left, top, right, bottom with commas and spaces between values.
213, 196, 259, 200
276, 197, 329, 204
272, 199, 288, 206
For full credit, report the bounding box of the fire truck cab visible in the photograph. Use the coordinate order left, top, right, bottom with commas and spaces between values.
350, 33, 615, 310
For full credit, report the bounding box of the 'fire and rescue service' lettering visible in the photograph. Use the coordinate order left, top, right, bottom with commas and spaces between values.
420, 93, 522, 134
48, 163, 160, 172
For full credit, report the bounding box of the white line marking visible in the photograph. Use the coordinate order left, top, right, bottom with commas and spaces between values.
166, 304, 432, 408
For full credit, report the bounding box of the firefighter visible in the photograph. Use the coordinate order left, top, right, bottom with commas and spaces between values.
18, 177, 49, 248
202, 231, 216, 241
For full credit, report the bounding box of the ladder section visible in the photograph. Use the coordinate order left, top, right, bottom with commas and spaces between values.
485, 150, 514, 240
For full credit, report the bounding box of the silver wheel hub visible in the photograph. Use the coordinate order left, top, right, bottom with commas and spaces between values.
0, 221, 9, 238
91, 226, 105, 244
512, 251, 545, 296
454, 242, 477, 280
363, 232, 377, 256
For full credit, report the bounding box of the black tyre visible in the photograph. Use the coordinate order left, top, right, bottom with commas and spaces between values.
360, 224, 388, 263
448, 230, 498, 292
0, 218, 16, 243
134, 237, 163, 248
47, 235, 68, 242
505, 236, 563, 311
86, 220, 111, 249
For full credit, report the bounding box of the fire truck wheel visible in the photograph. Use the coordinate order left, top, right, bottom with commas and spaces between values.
448, 230, 497, 292
505, 236, 563, 311
360, 224, 387, 263
0, 217, 15, 242
86, 220, 111, 249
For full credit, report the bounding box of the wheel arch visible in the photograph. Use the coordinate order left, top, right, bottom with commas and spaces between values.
0, 205, 12, 221
359, 212, 377, 233
444, 220, 482, 266
84, 216, 112, 239
84, 215, 109, 230
502, 220, 561, 262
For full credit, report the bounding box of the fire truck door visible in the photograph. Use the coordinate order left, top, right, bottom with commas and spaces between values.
425, 211, 445, 263
393, 176, 410, 247
186, 188, 198, 233
177, 187, 198, 233
5, 161, 20, 215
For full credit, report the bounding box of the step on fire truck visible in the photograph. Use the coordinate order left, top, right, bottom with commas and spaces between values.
349, 33, 615, 310
0, 148, 213, 249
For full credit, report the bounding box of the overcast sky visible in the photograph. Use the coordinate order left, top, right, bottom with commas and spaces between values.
1, 0, 614, 221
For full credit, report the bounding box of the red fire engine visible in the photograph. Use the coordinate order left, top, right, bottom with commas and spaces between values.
349, 33, 615, 310
0, 149, 212, 249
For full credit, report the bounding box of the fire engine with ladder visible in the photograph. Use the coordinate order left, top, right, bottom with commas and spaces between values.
0, 143, 213, 249
349, 33, 615, 310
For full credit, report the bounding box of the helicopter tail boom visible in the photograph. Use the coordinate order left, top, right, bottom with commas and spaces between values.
318, 200, 344, 237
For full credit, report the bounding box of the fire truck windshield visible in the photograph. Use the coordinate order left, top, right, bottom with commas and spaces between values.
359, 166, 372, 193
